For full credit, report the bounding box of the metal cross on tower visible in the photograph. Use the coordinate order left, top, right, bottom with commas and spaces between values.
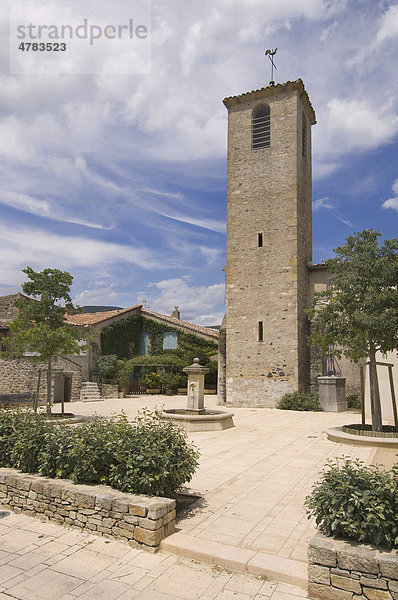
265, 48, 277, 86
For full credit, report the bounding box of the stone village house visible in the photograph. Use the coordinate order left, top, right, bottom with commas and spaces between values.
0, 295, 219, 405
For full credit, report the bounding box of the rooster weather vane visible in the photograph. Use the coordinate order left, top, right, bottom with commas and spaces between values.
265, 48, 277, 86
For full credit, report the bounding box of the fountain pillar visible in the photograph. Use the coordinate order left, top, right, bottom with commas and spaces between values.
183, 358, 210, 413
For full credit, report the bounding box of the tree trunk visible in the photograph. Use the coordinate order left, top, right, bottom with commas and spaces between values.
368, 342, 382, 432
46, 356, 52, 415
34, 369, 41, 414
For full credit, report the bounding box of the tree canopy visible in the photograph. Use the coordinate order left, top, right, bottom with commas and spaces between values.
308, 229, 398, 431
4, 267, 86, 413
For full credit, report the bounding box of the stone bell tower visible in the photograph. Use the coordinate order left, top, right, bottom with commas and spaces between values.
223, 79, 316, 407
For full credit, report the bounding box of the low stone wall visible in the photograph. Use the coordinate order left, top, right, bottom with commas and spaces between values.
0, 468, 176, 551
308, 533, 398, 600
102, 383, 119, 398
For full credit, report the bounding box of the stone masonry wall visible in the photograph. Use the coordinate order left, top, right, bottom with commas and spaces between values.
0, 468, 176, 551
224, 80, 316, 408
0, 356, 82, 404
308, 533, 398, 600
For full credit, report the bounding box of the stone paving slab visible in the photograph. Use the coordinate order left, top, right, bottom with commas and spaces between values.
0, 509, 307, 600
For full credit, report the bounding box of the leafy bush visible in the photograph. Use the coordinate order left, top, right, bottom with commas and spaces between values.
97, 354, 119, 379
305, 458, 398, 549
346, 393, 361, 409
142, 372, 162, 388
277, 391, 322, 411
0, 409, 199, 498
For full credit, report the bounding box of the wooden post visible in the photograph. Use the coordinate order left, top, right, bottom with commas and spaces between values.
360, 364, 366, 427
388, 365, 398, 431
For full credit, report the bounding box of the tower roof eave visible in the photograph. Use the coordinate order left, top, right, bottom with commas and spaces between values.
223, 78, 316, 125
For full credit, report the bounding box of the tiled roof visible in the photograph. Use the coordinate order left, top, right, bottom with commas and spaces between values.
223, 78, 316, 125
65, 306, 142, 327
141, 309, 219, 340
65, 305, 219, 341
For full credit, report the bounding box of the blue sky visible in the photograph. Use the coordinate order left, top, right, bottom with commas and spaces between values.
1, 0, 397, 325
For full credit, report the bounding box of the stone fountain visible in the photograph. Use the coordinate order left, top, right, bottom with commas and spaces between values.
161, 358, 234, 431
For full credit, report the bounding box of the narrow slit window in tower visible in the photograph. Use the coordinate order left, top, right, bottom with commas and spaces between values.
258, 233, 263, 247
258, 321, 264, 342
302, 112, 306, 158
252, 104, 270, 149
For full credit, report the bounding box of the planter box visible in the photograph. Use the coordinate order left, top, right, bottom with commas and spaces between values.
177, 388, 187, 395
0, 468, 176, 552
146, 388, 161, 394
308, 532, 398, 600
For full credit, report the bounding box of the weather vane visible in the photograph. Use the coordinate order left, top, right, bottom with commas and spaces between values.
265, 48, 277, 86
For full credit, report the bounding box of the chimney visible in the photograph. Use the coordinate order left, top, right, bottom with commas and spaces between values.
171, 306, 180, 320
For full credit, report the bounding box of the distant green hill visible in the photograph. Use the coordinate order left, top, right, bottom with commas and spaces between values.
79, 306, 123, 313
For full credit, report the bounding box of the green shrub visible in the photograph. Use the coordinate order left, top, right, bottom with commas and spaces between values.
305, 458, 398, 549
0, 409, 199, 498
142, 372, 162, 388
97, 354, 119, 379
346, 393, 361, 409
277, 391, 322, 411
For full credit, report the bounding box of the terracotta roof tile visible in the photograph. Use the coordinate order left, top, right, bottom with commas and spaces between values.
65, 306, 142, 327
65, 305, 219, 341
141, 309, 219, 340
223, 78, 316, 125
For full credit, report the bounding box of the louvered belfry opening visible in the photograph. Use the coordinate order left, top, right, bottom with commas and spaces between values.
252, 104, 270, 149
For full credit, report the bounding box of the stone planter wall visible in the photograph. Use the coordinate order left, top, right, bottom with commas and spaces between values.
102, 383, 119, 398
0, 468, 176, 551
308, 533, 398, 600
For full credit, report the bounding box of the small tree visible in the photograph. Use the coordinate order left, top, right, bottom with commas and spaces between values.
308, 229, 398, 432
4, 267, 87, 414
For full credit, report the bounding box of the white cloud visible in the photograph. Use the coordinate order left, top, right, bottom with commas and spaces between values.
0, 220, 165, 283
313, 196, 334, 211
73, 286, 120, 307
382, 178, 398, 212
144, 277, 224, 323
376, 4, 398, 45
323, 98, 398, 153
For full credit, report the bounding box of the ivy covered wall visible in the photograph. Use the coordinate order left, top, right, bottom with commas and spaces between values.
100, 315, 218, 364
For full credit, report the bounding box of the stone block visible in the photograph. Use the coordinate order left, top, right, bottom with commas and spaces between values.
75, 490, 96, 508
95, 492, 114, 511
43, 481, 64, 498
128, 500, 148, 517
389, 582, 398, 594
112, 497, 129, 513
308, 535, 337, 567
163, 509, 176, 525
112, 526, 131, 539
31, 480, 45, 494
337, 549, 379, 575
123, 515, 139, 526
331, 574, 362, 594
164, 520, 175, 537
118, 521, 135, 533
308, 582, 353, 600
379, 555, 398, 579
134, 525, 164, 547
332, 568, 358, 579
138, 517, 163, 531
360, 577, 388, 590
363, 588, 392, 600
17, 476, 34, 491
147, 498, 176, 520
308, 564, 331, 585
